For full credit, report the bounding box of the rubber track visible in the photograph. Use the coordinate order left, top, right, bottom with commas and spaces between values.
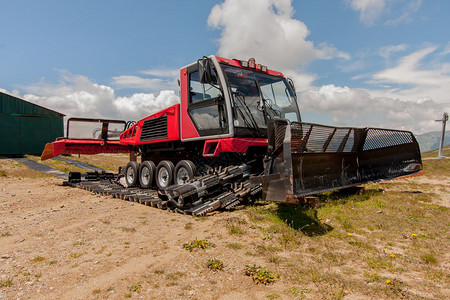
65, 166, 262, 216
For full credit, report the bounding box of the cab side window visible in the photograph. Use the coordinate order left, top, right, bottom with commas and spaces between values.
189, 72, 222, 103
188, 71, 227, 133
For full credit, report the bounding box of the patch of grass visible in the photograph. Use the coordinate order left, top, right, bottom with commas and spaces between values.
26, 155, 87, 173
154, 269, 165, 275
184, 222, 193, 230
207, 258, 224, 271
422, 156, 450, 176
69, 253, 83, 259
347, 239, 375, 250
364, 271, 381, 283
245, 202, 332, 237
49, 260, 57, 265
268, 255, 281, 264
256, 245, 282, 256
266, 293, 280, 299
225, 217, 247, 235
183, 238, 215, 251
0, 170, 7, 177
1, 232, 11, 237
425, 270, 447, 282
421, 253, 438, 264
286, 287, 300, 294
226, 242, 243, 250
116, 226, 136, 232
165, 271, 185, 281
229, 225, 245, 235
58, 153, 129, 171
30, 256, 46, 263
0, 278, 13, 288
384, 278, 410, 298
244, 265, 278, 285
72, 241, 84, 246
129, 282, 142, 293
366, 255, 393, 270
92, 289, 101, 295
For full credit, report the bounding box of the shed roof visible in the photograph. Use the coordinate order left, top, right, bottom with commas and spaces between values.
0, 91, 65, 117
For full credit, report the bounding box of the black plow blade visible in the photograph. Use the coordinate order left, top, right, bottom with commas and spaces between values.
255, 120, 423, 203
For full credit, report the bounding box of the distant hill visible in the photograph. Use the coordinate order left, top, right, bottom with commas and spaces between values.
416, 131, 450, 152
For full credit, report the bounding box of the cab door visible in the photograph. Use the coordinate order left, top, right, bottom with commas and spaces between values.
185, 64, 229, 138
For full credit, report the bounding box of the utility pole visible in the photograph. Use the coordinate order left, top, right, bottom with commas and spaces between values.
435, 112, 448, 158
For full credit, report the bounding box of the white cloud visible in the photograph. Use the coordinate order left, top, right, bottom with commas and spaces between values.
384, 0, 422, 26
140, 69, 179, 78
442, 42, 450, 56
372, 46, 450, 102
378, 44, 408, 60
345, 0, 386, 26
112, 74, 177, 92
300, 84, 449, 134
113, 90, 179, 121
14, 73, 179, 122
300, 45, 450, 134
346, 0, 422, 26
208, 0, 348, 71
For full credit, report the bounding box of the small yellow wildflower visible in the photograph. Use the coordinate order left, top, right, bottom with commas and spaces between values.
420, 206, 423, 209
411, 233, 417, 237
348, 233, 353, 236
386, 279, 391, 284
390, 253, 396, 258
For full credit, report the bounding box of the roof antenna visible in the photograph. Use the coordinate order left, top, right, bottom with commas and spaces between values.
435, 112, 448, 159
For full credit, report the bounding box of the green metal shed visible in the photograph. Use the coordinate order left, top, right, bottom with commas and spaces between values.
0, 92, 65, 155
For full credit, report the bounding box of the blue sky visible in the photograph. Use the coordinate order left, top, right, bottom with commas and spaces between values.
1, 0, 449, 134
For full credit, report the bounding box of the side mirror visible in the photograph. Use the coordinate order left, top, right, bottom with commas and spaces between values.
198, 57, 213, 84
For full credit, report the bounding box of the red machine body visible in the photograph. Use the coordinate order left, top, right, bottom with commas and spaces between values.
120, 104, 181, 145
42, 56, 283, 161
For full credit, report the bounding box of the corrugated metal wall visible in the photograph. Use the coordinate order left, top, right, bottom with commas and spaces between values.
0, 92, 64, 155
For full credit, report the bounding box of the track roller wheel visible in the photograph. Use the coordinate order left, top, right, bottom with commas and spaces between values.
156, 160, 175, 190
139, 161, 156, 188
174, 160, 197, 185
125, 161, 140, 187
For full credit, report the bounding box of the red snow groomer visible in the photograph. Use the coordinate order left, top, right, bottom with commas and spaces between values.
41, 56, 423, 214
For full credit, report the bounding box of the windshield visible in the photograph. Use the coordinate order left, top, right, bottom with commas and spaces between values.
221, 65, 300, 130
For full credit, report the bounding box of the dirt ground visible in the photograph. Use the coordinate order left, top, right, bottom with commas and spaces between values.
0, 175, 284, 300
1, 156, 449, 299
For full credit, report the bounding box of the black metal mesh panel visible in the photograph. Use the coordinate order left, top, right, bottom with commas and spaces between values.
276, 121, 359, 154
363, 129, 414, 151
274, 119, 288, 150
274, 121, 415, 154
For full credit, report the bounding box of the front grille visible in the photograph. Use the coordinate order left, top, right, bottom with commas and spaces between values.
140, 115, 168, 142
